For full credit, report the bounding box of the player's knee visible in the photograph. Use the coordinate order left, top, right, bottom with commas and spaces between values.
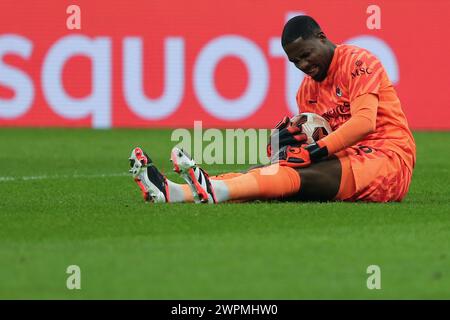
249, 165, 301, 199
294, 159, 342, 201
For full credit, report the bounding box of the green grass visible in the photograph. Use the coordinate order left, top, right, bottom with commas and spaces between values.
0, 129, 449, 299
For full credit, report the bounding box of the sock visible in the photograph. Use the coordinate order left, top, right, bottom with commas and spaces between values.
165, 172, 242, 203
166, 180, 194, 203
210, 164, 301, 202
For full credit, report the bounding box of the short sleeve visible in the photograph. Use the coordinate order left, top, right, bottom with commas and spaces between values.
345, 50, 385, 102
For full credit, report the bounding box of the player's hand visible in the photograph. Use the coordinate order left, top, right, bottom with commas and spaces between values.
267, 116, 308, 157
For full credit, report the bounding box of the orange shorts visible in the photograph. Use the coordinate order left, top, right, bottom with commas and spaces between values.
336, 145, 413, 202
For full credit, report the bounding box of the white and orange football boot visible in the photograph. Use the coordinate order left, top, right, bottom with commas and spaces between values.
129, 147, 169, 203
170, 147, 217, 204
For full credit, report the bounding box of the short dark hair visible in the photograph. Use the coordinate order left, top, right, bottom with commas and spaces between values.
281, 15, 322, 47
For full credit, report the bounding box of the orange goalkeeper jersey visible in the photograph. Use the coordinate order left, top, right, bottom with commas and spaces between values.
296, 44, 416, 171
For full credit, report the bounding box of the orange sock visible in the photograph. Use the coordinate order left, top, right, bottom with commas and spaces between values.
222, 164, 301, 201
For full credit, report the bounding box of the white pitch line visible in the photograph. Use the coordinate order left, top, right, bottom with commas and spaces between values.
0, 169, 236, 183
0, 172, 128, 182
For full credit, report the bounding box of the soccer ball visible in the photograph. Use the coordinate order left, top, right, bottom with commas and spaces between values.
290, 112, 333, 144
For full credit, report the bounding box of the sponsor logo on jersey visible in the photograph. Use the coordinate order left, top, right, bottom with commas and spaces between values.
322, 102, 351, 129
351, 67, 373, 78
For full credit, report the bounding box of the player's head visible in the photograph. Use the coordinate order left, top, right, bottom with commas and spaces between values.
282, 15, 335, 82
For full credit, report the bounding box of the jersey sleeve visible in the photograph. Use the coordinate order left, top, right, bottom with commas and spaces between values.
296, 78, 311, 114
343, 50, 385, 102
319, 93, 378, 155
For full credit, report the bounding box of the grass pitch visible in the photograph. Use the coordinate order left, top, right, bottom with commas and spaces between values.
0, 129, 449, 299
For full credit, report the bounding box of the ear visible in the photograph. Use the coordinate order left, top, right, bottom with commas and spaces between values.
316, 31, 327, 40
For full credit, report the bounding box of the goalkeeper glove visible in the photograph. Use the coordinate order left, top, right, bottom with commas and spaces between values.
267, 116, 308, 157
271, 142, 329, 168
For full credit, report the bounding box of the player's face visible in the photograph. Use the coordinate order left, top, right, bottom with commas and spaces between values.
283, 34, 333, 82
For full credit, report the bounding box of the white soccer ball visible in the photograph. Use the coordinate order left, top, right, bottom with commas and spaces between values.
290, 112, 333, 144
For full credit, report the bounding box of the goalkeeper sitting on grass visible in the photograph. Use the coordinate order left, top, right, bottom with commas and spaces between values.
129, 15, 415, 203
